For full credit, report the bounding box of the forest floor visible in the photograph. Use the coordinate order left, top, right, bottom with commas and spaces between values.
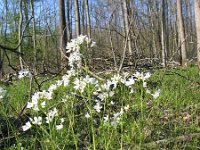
0, 65, 200, 149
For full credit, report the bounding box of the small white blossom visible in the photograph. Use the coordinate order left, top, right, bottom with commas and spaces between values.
85, 112, 91, 118
41, 101, 46, 108
60, 118, 65, 123
18, 69, 31, 79
124, 105, 130, 111
103, 115, 109, 122
46, 108, 58, 123
0, 87, 6, 99
125, 78, 135, 87
94, 102, 102, 113
73, 77, 86, 93
56, 124, 63, 130
143, 82, 147, 88
110, 101, 115, 105
22, 121, 32, 131
30, 116, 42, 125
151, 89, 160, 99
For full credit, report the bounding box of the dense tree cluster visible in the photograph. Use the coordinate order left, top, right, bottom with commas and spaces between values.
0, 0, 200, 78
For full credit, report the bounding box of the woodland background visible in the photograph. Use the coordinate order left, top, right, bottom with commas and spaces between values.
0, 0, 200, 76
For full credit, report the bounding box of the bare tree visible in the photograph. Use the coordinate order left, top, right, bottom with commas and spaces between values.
194, 0, 200, 69
30, 0, 37, 71
177, 0, 187, 66
161, 0, 167, 67
123, 0, 132, 57
75, 0, 81, 36
66, 0, 72, 41
85, 0, 91, 38
18, 0, 23, 69
120, 0, 125, 37
58, 0, 67, 67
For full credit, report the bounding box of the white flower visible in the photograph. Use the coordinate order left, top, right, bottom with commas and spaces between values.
68, 51, 82, 68
46, 108, 58, 123
134, 72, 151, 81
18, 69, 31, 79
85, 112, 91, 118
125, 78, 135, 87
143, 82, 147, 88
103, 115, 109, 122
98, 93, 109, 101
22, 121, 32, 131
56, 124, 63, 130
146, 89, 151, 94
130, 88, 135, 94
110, 101, 115, 105
144, 72, 151, 80
101, 82, 110, 91
73, 77, 86, 93
94, 102, 102, 113
62, 74, 71, 86
30, 116, 42, 125
41, 101, 46, 108
48, 84, 57, 93
56, 80, 63, 86
83, 75, 98, 84
60, 118, 65, 123
124, 105, 129, 111
151, 89, 160, 99
0, 87, 6, 99
91, 41, 96, 47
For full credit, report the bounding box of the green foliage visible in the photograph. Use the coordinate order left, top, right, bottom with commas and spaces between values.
0, 66, 200, 149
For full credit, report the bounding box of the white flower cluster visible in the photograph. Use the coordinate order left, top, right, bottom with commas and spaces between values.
18, 69, 31, 79
66, 35, 96, 69
22, 70, 73, 131
22, 35, 160, 131
0, 87, 6, 99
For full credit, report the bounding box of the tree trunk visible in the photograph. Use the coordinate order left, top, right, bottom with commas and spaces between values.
75, 0, 81, 36
161, 0, 166, 67
30, 0, 37, 72
81, 0, 85, 35
123, 0, 132, 57
177, 0, 187, 66
194, 0, 200, 69
58, 0, 67, 67
18, 0, 23, 69
85, 0, 91, 38
66, 0, 72, 41
120, 0, 125, 37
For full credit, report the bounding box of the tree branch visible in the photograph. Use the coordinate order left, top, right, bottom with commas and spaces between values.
0, 16, 33, 56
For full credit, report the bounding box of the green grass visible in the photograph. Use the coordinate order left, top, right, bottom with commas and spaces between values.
0, 66, 200, 149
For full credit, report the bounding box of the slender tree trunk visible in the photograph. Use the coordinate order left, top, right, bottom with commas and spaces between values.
123, 0, 132, 57
161, 0, 166, 67
75, 0, 81, 36
18, 0, 23, 69
30, 0, 37, 72
59, 0, 67, 67
66, 0, 72, 41
120, 0, 126, 37
194, 0, 200, 69
85, 0, 91, 38
177, 0, 187, 66
81, 0, 85, 34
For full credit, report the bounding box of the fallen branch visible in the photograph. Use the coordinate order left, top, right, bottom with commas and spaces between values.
141, 132, 200, 148
165, 71, 200, 85
81, 66, 105, 82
